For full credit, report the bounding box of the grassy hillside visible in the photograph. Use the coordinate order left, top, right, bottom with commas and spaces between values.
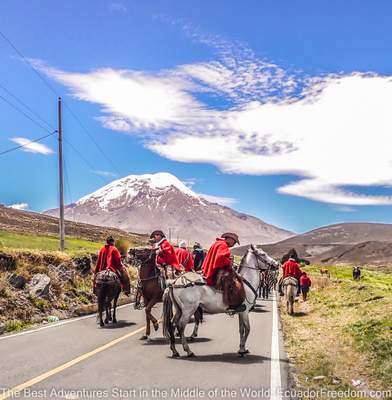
280, 265, 392, 398
0, 230, 102, 253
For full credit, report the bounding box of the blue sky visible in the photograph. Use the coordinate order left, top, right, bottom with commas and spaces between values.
1, 0, 392, 234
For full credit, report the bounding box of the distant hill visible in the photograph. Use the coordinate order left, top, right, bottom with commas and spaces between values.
232, 223, 392, 267
0, 205, 147, 245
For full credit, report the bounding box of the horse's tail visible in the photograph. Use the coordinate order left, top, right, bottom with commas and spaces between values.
162, 286, 181, 339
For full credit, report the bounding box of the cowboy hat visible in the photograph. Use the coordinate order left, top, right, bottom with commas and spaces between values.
150, 230, 166, 239
221, 232, 240, 245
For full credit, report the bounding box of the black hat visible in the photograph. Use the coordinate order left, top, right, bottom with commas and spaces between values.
106, 235, 115, 244
150, 230, 166, 239
221, 232, 240, 245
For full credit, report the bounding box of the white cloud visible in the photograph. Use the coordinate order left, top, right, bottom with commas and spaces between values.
198, 193, 237, 207
110, 3, 127, 13
8, 203, 29, 210
10, 137, 54, 155
37, 33, 392, 206
334, 205, 357, 213
94, 170, 117, 178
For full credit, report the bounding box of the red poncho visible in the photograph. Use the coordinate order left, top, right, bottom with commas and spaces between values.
95, 244, 122, 274
282, 259, 302, 280
202, 238, 232, 285
156, 239, 181, 272
175, 247, 194, 272
300, 274, 312, 287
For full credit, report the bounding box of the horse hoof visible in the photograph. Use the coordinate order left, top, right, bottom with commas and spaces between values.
187, 352, 195, 358
172, 352, 180, 358
112, 319, 117, 324
100, 322, 105, 328
139, 335, 148, 340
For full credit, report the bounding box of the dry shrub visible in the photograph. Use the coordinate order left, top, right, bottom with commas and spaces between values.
312, 275, 331, 290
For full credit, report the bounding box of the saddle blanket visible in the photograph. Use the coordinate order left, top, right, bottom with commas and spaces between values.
283, 276, 298, 286
171, 272, 206, 288
95, 269, 120, 285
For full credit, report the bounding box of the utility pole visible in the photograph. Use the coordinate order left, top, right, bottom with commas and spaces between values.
58, 97, 65, 251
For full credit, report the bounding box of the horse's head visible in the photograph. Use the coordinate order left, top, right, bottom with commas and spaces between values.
128, 247, 155, 267
248, 244, 280, 271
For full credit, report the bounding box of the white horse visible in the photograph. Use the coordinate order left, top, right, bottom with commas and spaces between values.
162, 245, 279, 358
283, 276, 297, 315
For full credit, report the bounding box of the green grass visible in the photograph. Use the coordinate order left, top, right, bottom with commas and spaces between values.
4, 320, 32, 333
280, 264, 392, 394
0, 230, 101, 253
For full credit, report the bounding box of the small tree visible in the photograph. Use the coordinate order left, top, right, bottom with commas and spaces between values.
115, 239, 130, 257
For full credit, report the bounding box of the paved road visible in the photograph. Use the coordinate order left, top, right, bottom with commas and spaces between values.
0, 293, 289, 400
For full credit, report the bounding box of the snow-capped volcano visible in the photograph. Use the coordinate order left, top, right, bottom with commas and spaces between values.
45, 172, 294, 245
77, 172, 201, 210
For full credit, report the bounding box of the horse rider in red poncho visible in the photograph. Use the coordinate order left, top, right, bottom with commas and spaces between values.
279, 257, 302, 296
175, 240, 194, 272
202, 232, 246, 313
93, 236, 130, 295
150, 230, 181, 279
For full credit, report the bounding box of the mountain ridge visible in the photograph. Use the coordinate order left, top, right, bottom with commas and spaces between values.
45, 172, 294, 246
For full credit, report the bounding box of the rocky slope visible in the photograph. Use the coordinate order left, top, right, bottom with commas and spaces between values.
0, 204, 147, 244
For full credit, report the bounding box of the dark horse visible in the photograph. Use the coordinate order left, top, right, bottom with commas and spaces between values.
129, 247, 202, 340
353, 266, 361, 280
95, 270, 121, 327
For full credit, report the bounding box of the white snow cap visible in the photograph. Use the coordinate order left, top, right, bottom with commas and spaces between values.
78, 172, 199, 209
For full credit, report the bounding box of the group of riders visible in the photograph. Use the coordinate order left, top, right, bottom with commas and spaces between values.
93, 231, 312, 314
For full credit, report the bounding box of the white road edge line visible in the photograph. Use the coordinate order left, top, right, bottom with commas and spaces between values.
270, 291, 283, 400
0, 303, 132, 341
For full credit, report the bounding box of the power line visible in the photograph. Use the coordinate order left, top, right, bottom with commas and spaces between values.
62, 104, 121, 175
0, 29, 122, 176
0, 30, 59, 97
0, 131, 57, 156
63, 138, 108, 184
0, 93, 54, 133
0, 81, 55, 131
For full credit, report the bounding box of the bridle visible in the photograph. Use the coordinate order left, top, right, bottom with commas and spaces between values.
129, 250, 160, 282
238, 248, 279, 305
238, 248, 278, 273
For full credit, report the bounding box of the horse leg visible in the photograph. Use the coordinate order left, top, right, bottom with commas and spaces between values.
178, 318, 195, 357
140, 297, 154, 340
148, 296, 160, 332
112, 288, 120, 324
190, 307, 202, 339
238, 312, 250, 356
96, 285, 105, 327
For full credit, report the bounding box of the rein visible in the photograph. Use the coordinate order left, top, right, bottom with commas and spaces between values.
238, 249, 277, 305
241, 277, 258, 304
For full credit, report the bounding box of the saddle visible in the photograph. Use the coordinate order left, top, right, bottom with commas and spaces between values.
216, 270, 245, 307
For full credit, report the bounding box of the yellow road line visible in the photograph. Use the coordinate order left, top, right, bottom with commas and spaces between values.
0, 325, 147, 400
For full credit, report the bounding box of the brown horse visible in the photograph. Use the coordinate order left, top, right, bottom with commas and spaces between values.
129, 247, 202, 340
320, 268, 330, 278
